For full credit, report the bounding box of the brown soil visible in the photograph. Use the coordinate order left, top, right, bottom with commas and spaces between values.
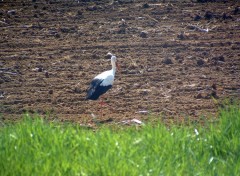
1, 0, 240, 125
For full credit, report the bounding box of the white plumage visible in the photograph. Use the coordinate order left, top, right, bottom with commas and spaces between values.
94, 69, 115, 86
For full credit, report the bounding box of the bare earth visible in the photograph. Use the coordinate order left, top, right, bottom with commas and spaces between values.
1, 0, 240, 125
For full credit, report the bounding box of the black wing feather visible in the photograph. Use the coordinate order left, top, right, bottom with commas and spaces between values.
86, 79, 103, 100
86, 79, 112, 100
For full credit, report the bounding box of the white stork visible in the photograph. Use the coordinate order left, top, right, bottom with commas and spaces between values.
86, 54, 118, 102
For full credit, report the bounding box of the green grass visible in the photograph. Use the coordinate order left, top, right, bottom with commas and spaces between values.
0, 104, 240, 176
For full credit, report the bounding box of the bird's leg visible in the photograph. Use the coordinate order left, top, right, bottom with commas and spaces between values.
99, 97, 105, 118
99, 95, 108, 107
99, 96, 109, 118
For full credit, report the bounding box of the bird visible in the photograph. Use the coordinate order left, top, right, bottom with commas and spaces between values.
86, 54, 118, 104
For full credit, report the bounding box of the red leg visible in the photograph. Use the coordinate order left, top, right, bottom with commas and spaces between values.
98, 96, 110, 118
98, 98, 105, 118
99, 96, 109, 108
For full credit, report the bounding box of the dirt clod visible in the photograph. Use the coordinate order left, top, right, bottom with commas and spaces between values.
222, 13, 232, 20
233, 7, 240, 15
118, 27, 126, 34
212, 83, 217, 90
45, 71, 49, 78
194, 14, 202, 21
140, 31, 148, 38
86, 6, 97, 11
212, 56, 225, 62
204, 11, 214, 20
162, 58, 173, 65
142, 3, 150, 8
74, 87, 81, 94
177, 32, 186, 40
197, 59, 205, 66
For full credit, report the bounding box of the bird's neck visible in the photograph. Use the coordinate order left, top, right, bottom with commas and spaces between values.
111, 60, 116, 74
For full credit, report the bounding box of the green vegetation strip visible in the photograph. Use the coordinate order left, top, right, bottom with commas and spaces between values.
0, 104, 240, 175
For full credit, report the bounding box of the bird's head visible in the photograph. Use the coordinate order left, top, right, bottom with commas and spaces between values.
106, 53, 120, 72
105, 52, 113, 59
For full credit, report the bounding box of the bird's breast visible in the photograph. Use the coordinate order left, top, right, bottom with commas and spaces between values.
95, 70, 115, 86
100, 75, 114, 86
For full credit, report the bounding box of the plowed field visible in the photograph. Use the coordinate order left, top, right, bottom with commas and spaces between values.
1, 0, 240, 125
